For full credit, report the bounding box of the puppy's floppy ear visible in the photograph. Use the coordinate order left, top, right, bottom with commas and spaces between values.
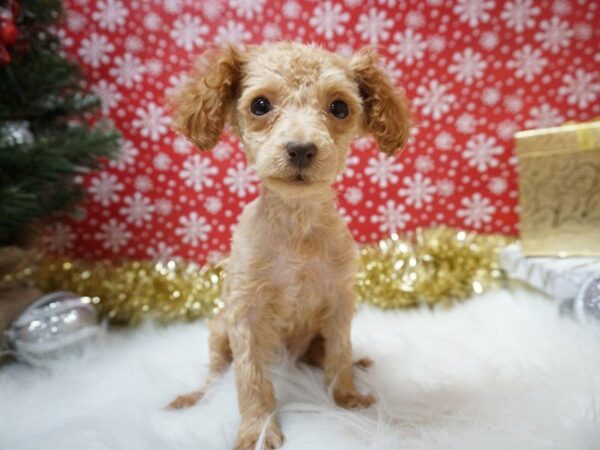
350, 48, 410, 155
170, 45, 244, 150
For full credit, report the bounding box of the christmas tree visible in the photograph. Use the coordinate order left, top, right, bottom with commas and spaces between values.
0, 0, 120, 246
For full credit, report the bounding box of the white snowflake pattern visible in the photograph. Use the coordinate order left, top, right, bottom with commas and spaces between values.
78, 33, 114, 68
144, 12, 161, 30
89, 172, 124, 206
436, 179, 455, 197
230, 0, 265, 19
453, 0, 495, 27
45, 224, 76, 253
414, 80, 456, 120
132, 103, 170, 141
173, 136, 193, 154
398, 173, 436, 208
224, 162, 259, 197
146, 242, 177, 261
120, 193, 154, 226
525, 104, 564, 128
448, 48, 487, 85
552, 0, 571, 16
497, 120, 519, 140
134, 175, 152, 192
488, 177, 508, 195
428, 35, 446, 53
164, 0, 183, 13
153, 153, 172, 171
109, 53, 145, 88
155, 199, 173, 216
215, 20, 252, 46
482, 87, 501, 106
457, 113, 477, 134
109, 140, 138, 170
504, 95, 523, 114
356, 8, 394, 44
92, 0, 128, 32
390, 29, 427, 65
352, 137, 376, 152
92, 80, 122, 114
145, 59, 163, 77
170, 14, 209, 51
344, 187, 363, 205
176, 212, 211, 247
457, 193, 496, 228
371, 200, 411, 234
202, 0, 224, 19
507, 45, 547, 82
365, 154, 403, 188
479, 31, 499, 50
264, 24, 282, 42
213, 142, 235, 160
95, 219, 132, 252
500, 0, 540, 32
283, 0, 301, 18
558, 69, 600, 108
180, 155, 218, 191
463, 134, 503, 172
573, 23, 592, 41
125, 36, 143, 53
435, 131, 454, 150
406, 11, 425, 28
534, 17, 573, 53
340, 154, 360, 179
205, 197, 223, 214
67, 11, 86, 32
309, 2, 350, 40
415, 155, 434, 172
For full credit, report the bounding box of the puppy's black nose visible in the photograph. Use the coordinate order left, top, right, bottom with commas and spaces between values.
286, 141, 318, 168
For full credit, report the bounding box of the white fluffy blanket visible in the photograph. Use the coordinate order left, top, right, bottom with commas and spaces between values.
1, 287, 599, 450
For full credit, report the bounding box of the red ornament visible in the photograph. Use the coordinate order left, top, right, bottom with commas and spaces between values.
0, 21, 18, 46
0, 44, 9, 64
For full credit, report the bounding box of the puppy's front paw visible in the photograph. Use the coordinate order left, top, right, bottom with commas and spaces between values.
333, 389, 376, 409
166, 390, 203, 409
234, 418, 284, 450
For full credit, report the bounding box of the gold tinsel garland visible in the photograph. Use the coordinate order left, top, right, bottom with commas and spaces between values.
1, 228, 513, 326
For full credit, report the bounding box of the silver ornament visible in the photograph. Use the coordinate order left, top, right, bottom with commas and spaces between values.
0, 121, 34, 146
574, 274, 600, 322
5, 291, 103, 365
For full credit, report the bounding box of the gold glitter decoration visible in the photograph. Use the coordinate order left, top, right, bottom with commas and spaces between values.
356, 228, 514, 309
2, 259, 224, 325
1, 228, 513, 325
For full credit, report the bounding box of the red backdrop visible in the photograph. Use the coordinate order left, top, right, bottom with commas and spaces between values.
49, 0, 600, 263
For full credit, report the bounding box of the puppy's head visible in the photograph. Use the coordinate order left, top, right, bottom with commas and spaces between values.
171, 43, 410, 198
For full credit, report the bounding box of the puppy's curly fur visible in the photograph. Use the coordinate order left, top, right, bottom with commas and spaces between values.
168, 43, 410, 450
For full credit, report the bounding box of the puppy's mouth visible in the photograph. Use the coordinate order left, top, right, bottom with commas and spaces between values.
269, 173, 311, 185
292, 173, 309, 184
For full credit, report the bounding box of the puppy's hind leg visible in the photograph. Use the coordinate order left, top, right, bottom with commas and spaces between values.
167, 310, 232, 409
301, 334, 373, 370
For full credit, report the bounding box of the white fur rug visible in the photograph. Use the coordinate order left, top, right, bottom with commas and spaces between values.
1, 287, 599, 450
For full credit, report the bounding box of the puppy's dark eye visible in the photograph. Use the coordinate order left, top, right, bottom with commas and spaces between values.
250, 97, 272, 116
329, 100, 349, 119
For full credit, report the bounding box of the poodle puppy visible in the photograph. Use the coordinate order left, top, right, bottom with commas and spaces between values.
168, 42, 410, 450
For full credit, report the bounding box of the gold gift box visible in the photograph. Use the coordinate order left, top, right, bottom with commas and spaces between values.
514, 121, 600, 256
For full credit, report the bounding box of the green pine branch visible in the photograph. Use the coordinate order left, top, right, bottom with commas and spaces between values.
0, 0, 120, 246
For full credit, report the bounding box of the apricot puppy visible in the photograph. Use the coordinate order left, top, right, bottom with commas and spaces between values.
168, 42, 410, 450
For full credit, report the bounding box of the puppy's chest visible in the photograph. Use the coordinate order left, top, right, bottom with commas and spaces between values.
269, 250, 334, 294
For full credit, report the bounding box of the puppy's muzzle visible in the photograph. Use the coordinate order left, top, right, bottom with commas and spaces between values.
286, 141, 318, 168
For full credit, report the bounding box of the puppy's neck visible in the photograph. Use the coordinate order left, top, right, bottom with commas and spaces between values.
259, 184, 337, 236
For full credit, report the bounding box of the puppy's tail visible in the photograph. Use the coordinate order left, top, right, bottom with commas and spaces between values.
165, 390, 204, 410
